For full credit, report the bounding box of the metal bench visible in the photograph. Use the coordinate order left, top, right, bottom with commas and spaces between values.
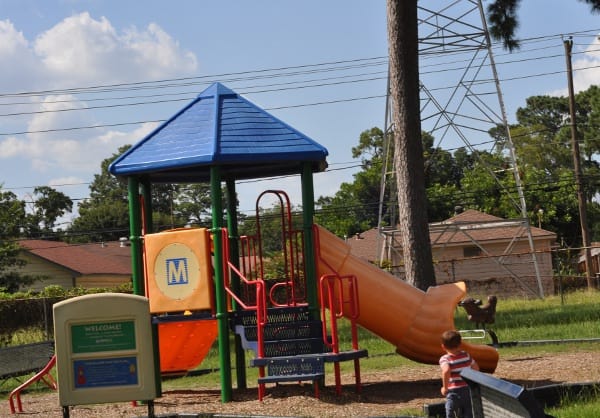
461, 368, 554, 418
0, 341, 57, 414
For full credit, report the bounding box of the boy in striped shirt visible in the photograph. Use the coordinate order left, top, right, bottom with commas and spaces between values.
439, 330, 479, 418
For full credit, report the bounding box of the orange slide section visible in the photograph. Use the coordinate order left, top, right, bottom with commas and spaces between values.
314, 225, 499, 373
157, 319, 218, 374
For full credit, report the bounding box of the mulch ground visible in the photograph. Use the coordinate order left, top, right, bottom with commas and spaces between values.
2, 350, 599, 417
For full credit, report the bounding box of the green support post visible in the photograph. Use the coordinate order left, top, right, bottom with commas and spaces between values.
301, 163, 319, 320
129, 178, 162, 399
128, 177, 144, 296
211, 167, 232, 402
225, 178, 247, 389
140, 179, 153, 234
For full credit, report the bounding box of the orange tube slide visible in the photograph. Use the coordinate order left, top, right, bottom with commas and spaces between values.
314, 225, 498, 373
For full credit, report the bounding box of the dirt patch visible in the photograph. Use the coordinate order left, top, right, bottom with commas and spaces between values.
4, 351, 599, 417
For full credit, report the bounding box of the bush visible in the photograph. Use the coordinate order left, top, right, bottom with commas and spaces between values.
0, 283, 133, 346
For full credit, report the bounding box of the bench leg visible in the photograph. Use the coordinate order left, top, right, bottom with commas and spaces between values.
9, 355, 57, 413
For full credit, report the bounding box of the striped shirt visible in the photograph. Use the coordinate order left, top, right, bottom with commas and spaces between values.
439, 350, 474, 390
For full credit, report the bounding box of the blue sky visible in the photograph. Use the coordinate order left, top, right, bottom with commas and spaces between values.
1, 1, 599, 225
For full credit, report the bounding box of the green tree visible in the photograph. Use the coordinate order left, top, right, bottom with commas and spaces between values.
69, 146, 131, 242
422, 133, 467, 221
69, 200, 131, 243
175, 183, 213, 226
487, 0, 600, 51
315, 127, 390, 237
0, 187, 38, 291
510, 86, 600, 245
316, 127, 482, 236
459, 151, 520, 218
70, 145, 192, 241
26, 186, 73, 235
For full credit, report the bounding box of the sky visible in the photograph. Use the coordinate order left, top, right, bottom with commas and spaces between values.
1, 0, 600, 227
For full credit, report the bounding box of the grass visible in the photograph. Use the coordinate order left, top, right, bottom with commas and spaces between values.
454, 290, 600, 343
1, 289, 600, 416
546, 384, 600, 418
547, 397, 600, 418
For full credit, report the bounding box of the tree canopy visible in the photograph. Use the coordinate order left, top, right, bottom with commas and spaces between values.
0, 187, 38, 291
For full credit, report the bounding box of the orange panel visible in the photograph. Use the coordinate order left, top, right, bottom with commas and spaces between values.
144, 228, 213, 313
157, 319, 218, 374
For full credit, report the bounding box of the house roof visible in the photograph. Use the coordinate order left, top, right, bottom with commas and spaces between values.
108, 82, 328, 183
346, 209, 557, 261
19, 240, 132, 276
429, 209, 557, 245
346, 229, 383, 262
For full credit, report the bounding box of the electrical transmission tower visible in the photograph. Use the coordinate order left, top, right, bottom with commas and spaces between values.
379, 0, 545, 297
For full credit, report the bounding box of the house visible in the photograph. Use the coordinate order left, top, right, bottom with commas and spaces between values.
347, 209, 557, 298
17, 239, 132, 291
578, 243, 600, 285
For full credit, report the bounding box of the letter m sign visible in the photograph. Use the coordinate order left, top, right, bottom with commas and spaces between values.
165, 258, 189, 286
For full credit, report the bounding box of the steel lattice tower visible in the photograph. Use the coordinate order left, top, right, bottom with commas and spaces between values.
379, 0, 544, 297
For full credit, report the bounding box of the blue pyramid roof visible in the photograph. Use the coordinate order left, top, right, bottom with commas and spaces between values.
109, 82, 328, 182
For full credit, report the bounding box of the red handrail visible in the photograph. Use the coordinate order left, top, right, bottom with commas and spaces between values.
319, 274, 361, 353
221, 228, 266, 328
319, 273, 363, 396
255, 190, 307, 306
9, 355, 57, 413
221, 227, 269, 398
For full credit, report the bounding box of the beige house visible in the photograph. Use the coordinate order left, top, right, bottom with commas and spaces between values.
18, 239, 132, 291
346, 209, 557, 298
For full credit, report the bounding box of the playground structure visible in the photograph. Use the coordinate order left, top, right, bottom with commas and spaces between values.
105, 81, 499, 402
3, 81, 500, 414
137, 189, 499, 399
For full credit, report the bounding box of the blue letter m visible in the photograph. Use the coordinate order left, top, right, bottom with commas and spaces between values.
165, 258, 189, 285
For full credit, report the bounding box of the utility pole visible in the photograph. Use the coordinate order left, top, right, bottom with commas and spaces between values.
564, 37, 594, 290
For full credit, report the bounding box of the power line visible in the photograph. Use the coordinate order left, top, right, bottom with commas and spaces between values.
0, 28, 596, 110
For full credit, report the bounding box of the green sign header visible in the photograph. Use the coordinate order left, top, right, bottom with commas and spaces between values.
71, 321, 136, 353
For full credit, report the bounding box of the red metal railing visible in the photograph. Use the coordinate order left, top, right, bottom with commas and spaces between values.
319, 274, 361, 352
221, 228, 266, 352
255, 190, 307, 307
314, 224, 363, 394
319, 273, 363, 395
9, 355, 57, 413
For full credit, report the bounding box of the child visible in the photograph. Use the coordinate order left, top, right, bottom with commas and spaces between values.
439, 330, 479, 418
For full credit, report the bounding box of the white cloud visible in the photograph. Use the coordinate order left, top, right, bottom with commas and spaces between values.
0, 20, 41, 91
0, 136, 27, 158
27, 94, 94, 140
122, 22, 198, 80
0, 19, 28, 54
549, 35, 600, 97
0, 13, 197, 193
0, 93, 158, 177
97, 121, 159, 147
33, 12, 198, 85
572, 35, 600, 93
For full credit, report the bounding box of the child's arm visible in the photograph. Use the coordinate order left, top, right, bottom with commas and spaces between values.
471, 358, 480, 371
440, 363, 451, 395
